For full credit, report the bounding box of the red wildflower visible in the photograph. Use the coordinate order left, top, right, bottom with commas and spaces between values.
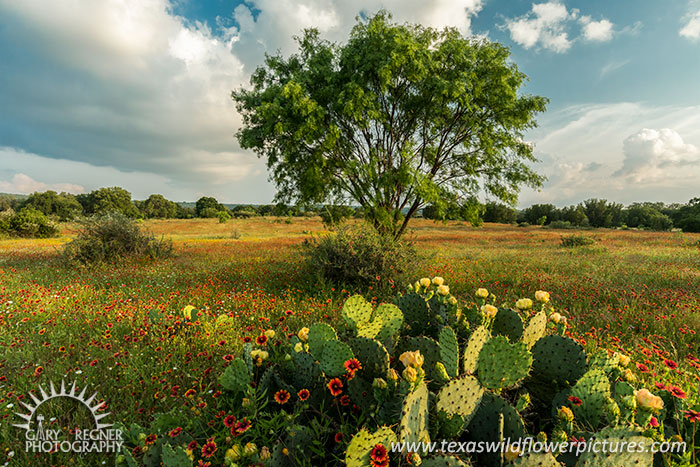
345, 358, 362, 375
232, 418, 251, 436
670, 386, 687, 399
144, 434, 157, 446
654, 382, 667, 390
334, 433, 344, 443
187, 440, 199, 450
650, 417, 659, 428
168, 427, 182, 438
297, 389, 310, 401
340, 395, 351, 406
242, 336, 252, 343
256, 335, 268, 346
683, 410, 700, 422
568, 396, 583, 406
184, 389, 196, 398
663, 359, 678, 370
370, 444, 389, 467
328, 378, 343, 396
274, 389, 291, 405
223, 354, 234, 362
201, 439, 217, 458
223, 415, 236, 427
636, 363, 649, 373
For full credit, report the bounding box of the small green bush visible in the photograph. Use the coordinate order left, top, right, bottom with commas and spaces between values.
217, 210, 231, 223
302, 223, 415, 295
560, 233, 595, 247
546, 220, 574, 229
62, 212, 172, 264
2, 207, 59, 238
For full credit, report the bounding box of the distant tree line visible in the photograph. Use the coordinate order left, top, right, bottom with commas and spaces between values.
2, 188, 700, 233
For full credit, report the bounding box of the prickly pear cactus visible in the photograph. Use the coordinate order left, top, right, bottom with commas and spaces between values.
477, 336, 533, 391
588, 349, 620, 375
348, 376, 375, 412
161, 443, 192, 467
420, 456, 471, 466
357, 316, 384, 339
530, 335, 587, 388
522, 310, 547, 349
374, 303, 404, 342
439, 326, 460, 378
466, 393, 527, 467
570, 369, 611, 429
575, 427, 653, 466
492, 308, 524, 342
399, 382, 429, 445
348, 337, 390, 379
291, 350, 320, 389
346, 426, 397, 467
464, 326, 489, 374
307, 323, 337, 359
436, 375, 484, 423
320, 339, 354, 378
342, 294, 373, 330
219, 357, 249, 394
512, 452, 561, 466
397, 292, 430, 335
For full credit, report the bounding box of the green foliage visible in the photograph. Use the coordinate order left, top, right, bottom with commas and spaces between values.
575, 427, 653, 466
21, 190, 82, 221
319, 205, 355, 228
482, 201, 518, 224
219, 358, 250, 394
560, 234, 595, 247
320, 339, 354, 377
302, 223, 415, 295
439, 326, 460, 378
78, 186, 140, 217
2, 207, 59, 238
399, 382, 429, 445
491, 308, 524, 342
140, 194, 178, 219
62, 212, 172, 264
233, 11, 547, 238
195, 196, 227, 217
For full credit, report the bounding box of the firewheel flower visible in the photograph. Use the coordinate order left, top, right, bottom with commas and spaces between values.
370, 444, 389, 467
274, 389, 291, 405
328, 378, 343, 396
344, 358, 362, 375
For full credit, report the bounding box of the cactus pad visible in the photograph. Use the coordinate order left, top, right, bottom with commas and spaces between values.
466, 393, 527, 467
161, 443, 192, 467
219, 357, 249, 394
531, 335, 587, 388
439, 326, 460, 378
570, 368, 610, 429
436, 375, 484, 424
357, 316, 384, 339
307, 323, 337, 359
575, 427, 653, 466
399, 382, 430, 445
421, 456, 471, 466
513, 452, 561, 466
348, 376, 375, 412
397, 292, 430, 334
588, 349, 620, 375
346, 426, 397, 467
348, 337, 390, 379
342, 294, 373, 330
375, 303, 404, 342
522, 311, 547, 349
477, 336, 533, 391
463, 326, 489, 374
492, 308, 524, 342
320, 339, 355, 378
291, 351, 320, 389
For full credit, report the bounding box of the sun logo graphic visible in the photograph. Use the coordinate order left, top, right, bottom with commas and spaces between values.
13, 380, 123, 454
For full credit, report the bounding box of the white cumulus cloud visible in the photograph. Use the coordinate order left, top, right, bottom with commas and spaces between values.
680, 10, 700, 39
0, 173, 84, 195
580, 16, 614, 42
504, 2, 573, 52
617, 128, 700, 182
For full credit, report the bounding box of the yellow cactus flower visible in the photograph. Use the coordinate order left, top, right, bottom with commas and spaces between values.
475, 288, 489, 299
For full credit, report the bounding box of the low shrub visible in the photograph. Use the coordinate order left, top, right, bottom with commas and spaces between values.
0, 207, 59, 238
546, 220, 574, 229
62, 212, 172, 264
560, 233, 595, 247
302, 223, 415, 295
217, 210, 231, 223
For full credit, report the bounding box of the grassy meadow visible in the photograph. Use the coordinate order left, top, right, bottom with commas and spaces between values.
1, 217, 699, 465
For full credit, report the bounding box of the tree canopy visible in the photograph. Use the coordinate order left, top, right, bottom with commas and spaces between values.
233, 11, 547, 238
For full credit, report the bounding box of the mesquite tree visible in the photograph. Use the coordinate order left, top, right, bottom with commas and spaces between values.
233, 11, 547, 239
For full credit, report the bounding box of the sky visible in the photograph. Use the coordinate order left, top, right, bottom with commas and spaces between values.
0, 0, 699, 207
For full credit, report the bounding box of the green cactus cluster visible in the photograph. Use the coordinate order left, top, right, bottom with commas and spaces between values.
206, 279, 671, 467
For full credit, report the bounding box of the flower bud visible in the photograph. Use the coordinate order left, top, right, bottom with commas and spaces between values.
475, 288, 489, 299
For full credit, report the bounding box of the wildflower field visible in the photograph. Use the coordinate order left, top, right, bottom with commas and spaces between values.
1, 218, 699, 466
